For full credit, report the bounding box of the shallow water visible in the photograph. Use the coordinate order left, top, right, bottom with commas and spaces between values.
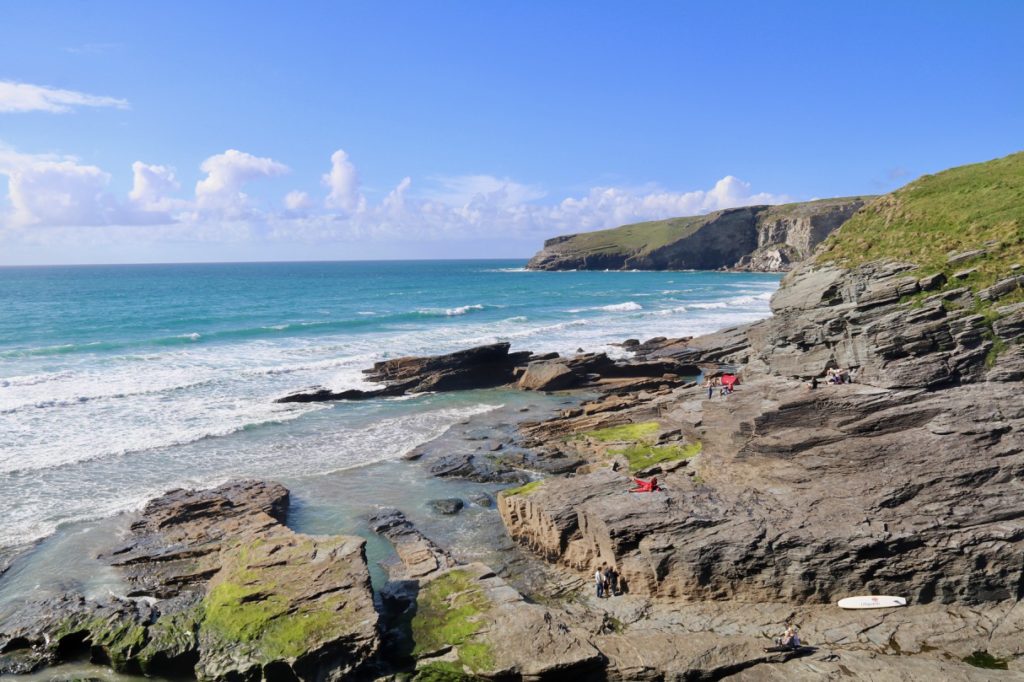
0, 390, 562, 611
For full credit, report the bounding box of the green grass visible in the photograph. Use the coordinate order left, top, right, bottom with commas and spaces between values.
501, 480, 544, 497
818, 151, 1024, 291
611, 442, 702, 473
411, 570, 495, 673
817, 151, 1024, 333
578, 421, 660, 443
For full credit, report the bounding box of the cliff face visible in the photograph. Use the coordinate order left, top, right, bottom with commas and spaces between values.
526, 196, 870, 272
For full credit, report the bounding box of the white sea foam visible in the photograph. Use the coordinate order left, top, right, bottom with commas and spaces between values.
599, 301, 643, 312
0, 401, 500, 547
568, 301, 643, 313
418, 304, 486, 317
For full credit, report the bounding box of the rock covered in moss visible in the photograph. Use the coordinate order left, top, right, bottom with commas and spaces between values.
196, 531, 378, 680
410, 563, 602, 680
0, 481, 379, 681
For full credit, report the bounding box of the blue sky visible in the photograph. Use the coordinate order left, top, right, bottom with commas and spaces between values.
1, 1, 1022, 265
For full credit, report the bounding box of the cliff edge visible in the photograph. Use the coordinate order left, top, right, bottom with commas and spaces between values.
526, 196, 871, 272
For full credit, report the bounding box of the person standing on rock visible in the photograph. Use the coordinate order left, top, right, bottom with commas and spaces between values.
604, 565, 618, 596
595, 564, 606, 598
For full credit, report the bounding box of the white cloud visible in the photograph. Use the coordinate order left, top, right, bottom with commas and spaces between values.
195, 149, 289, 217
0, 147, 114, 227
284, 190, 312, 211
423, 175, 546, 208
0, 81, 129, 113
1, 144, 791, 253
322, 149, 365, 213
129, 162, 181, 212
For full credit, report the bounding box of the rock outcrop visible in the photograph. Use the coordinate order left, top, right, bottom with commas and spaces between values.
277, 342, 533, 402
498, 260, 1024, 605
0, 481, 379, 681
278, 343, 699, 403
526, 196, 869, 272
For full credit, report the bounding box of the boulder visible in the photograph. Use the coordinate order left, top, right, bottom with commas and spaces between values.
428, 498, 465, 515
518, 360, 580, 391
469, 492, 494, 508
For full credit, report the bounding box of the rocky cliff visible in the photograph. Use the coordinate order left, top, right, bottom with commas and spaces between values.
496, 152, 1024, 676
526, 196, 870, 272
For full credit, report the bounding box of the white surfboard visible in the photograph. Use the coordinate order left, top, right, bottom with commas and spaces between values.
837, 595, 907, 610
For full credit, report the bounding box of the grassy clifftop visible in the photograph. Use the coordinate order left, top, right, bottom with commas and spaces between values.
528, 197, 870, 271
557, 198, 868, 255
817, 151, 1024, 291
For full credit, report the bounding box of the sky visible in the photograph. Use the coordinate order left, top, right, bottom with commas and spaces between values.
1, 1, 1022, 265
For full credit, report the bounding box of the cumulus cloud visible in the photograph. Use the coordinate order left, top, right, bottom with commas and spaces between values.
129, 162, 181, 212
0, 81, 129, 113
195, 149, 289, 217
284, 190, 312, 211
0, 147, 115, 227
1, 144, 790, 251
322, 149, 365, 213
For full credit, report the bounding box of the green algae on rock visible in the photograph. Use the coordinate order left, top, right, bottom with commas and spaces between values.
0, 481, 380, 681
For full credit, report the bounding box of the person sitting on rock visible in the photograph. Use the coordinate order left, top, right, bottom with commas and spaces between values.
629, 476, 659, 493
777, 624, 801, 649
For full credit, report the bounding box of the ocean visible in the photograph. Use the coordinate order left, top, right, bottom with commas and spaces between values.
0, 260, 780, 551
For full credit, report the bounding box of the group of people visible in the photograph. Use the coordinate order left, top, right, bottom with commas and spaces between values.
703, 373, 737, 399
807, 367, 855, 390
775, 624, 802, 649
594, 562, 621, 598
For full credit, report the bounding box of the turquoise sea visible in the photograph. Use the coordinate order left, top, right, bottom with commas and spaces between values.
0, 260, 780, 551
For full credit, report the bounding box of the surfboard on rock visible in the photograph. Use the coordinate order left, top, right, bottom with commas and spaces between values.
837, 595, 907, 609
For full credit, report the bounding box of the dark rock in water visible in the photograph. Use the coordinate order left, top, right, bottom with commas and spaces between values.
469, 492, 494, 507
428, 498, 465, 515
0, 480, 379, 681
366, 342, 531, 391
427, 452, 527, 483
367, 508, 456, 580
276, 342, 535, 402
